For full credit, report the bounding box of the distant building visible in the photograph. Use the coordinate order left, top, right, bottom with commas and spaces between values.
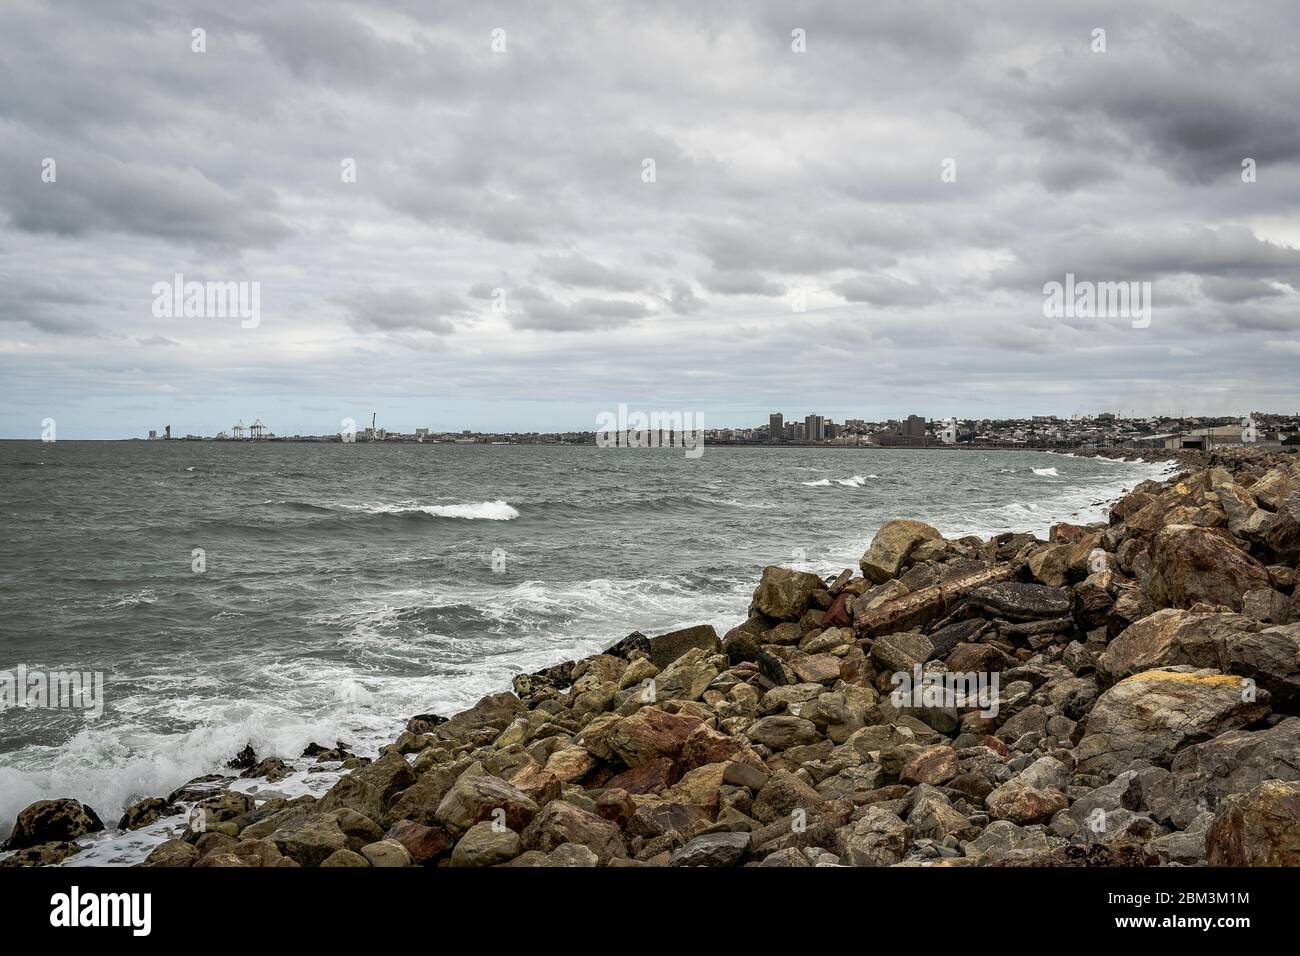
769, 413, 783, 443
804, 414, 823, 441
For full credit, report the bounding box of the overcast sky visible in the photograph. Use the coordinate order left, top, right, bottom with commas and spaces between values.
2, 0, 1298, 438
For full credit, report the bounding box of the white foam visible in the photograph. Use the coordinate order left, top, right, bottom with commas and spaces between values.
344, 500, 520, 520
1031, 467, 1059, 477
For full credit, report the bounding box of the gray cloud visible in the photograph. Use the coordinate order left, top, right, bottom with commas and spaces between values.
1, 0, 1299, 437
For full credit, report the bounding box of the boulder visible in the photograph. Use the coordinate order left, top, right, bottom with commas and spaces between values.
966, 582, 1071, 620
434, 772, 538, 833
1146, 525, 1270, 611
2, 799, 103, 850
860, 520, 943, 583
753, 566, 825, 620
1145, 718, 1300, 828
141, 839, 198, 867
643, 624, 720, 669
1207, 779, 1300, 866
670, 832, 751, 867
521, 801, 627, 863
360, 839, 412, 867
269, 813, 348, 867
117, 797, 178, 832
836, 805, 910, 866
1077, 667, 1270, 776
450, 821, 521, 866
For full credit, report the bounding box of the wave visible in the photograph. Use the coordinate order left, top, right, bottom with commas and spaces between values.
802, 478, 831, 486
1031, 467, 1059, 477
265, 499, 521, 520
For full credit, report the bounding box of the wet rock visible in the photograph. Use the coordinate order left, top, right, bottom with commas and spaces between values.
117, 797, 179, 832
0, 841, 83, 867
241, 757, 292, 783
141, 839, 199, 867
226, 744, 257, 770
2, 799, 104, 851
642, 624, 720, 669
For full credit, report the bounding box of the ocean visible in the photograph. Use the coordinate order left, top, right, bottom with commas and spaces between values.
0, 440, 1173, 863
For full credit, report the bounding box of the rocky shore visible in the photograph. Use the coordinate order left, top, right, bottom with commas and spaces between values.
6, 447, 1300, 868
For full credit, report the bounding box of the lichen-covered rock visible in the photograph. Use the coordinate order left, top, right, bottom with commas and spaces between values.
2, 799, 103, 851
1077, 667, 1270, 775
1207, 779, 1300, 866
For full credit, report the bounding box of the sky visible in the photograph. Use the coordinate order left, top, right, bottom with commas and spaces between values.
1, 0, 1298, 439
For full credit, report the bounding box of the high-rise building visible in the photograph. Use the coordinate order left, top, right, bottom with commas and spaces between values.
903, 414, 926, 438
805, 414, 824, 441
769, 412, 783, 443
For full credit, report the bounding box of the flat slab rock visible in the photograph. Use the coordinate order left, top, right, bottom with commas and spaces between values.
966, 582, 1071, 619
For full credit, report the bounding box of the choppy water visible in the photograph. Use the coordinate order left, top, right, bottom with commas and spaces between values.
0, 440, 1172, 852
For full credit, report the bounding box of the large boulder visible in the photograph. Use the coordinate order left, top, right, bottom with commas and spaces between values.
1098, 610, 1300, 703
1076, 667, 1270, 776
595, 707, 703, 767
836, 805, 910, 866
860, 520, 942, 583
1206, 780, 1300, 866
752, 566, 825, 620
642, 625, 720, 669
1263, 492, 1300, 563
1145, 718, 1300, 828
2, 799, 103, 851
434, 771, 538, 834
520, 801, 627, 863
433, 692, 527, 745
1146, 525, 1271, 611
966, 582, 1071, 620
269, 812, 348, 867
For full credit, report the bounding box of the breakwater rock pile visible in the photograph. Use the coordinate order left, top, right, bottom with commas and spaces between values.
6, 449, 1300, 868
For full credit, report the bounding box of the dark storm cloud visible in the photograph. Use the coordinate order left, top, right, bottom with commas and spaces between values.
1, 0, 1298, 436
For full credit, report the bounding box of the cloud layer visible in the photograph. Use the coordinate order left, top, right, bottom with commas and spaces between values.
1, 0, 1298, 437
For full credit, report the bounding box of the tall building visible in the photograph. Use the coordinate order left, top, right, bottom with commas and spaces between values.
769, 412, 783, 443
903, 414, 926, 438
804, 414, 823, 441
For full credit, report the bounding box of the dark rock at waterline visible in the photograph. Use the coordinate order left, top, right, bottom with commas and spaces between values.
604, 630, 651, 660
118, 797, 181, 831
405, 714, 448, 735
2, 798, 104, 851
227, 743, 257, 770
303, 740, 355, 758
